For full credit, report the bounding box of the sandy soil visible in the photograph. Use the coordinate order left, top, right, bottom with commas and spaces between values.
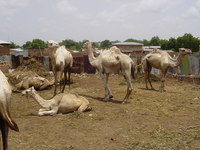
8, 74, 200, 150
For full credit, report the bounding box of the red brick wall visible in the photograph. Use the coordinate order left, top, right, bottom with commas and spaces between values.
0, 44, 10, 56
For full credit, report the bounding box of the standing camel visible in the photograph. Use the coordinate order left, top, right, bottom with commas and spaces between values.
47, 40, 73, 96
83, 42, 135, 104
141, 48, 192, 92
0, 70, 19, 150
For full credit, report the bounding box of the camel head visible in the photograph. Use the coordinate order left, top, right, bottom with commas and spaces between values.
22, 86, 36, 98
47, 40, 59, 48
179, 48, 192, 55
83, 42, 92, 50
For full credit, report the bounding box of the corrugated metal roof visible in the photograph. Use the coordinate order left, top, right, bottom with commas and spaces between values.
0, 40, 11, 44
113, 42, 143, 46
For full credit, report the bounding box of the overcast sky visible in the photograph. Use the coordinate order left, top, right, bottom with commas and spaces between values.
0, 0, 199, 45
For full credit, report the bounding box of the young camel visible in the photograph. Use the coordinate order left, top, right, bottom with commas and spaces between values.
141, 48, 192, 92
22, 87, 92, 116
83, 42, 135, 104
0, 70, 19, 150
47, 40, 73, 96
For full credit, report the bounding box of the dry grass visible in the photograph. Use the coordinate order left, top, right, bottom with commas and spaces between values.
8, 73, 200, 150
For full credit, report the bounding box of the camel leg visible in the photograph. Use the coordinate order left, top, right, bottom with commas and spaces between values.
61, 70, 66, 93
67, 68, 71, 89
78, 104, 91, 112
39, 108, 50, 112
144, 70, 149, 89
100, 73, 112, 101
0, 120, 9, 150
122, 71, 133, 104
53, 70, 58, 96
159, 70, 167, 92
38, 108, 58, 116
147, 66, 154, 90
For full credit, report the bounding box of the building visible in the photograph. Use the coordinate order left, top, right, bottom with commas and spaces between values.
0, 40, 11, 56
112, 42, 144, 65
112, 42, 144, 55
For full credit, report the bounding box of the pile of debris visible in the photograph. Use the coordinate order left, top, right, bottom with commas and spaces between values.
8, 58, 52, 85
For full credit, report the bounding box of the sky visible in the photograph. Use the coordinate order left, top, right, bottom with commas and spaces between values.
0, 0, 199, 46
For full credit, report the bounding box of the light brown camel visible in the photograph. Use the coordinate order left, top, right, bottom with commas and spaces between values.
83, 42, 135, 104
141, 48, 192, 92
0, 70, 19, 150
47, 40, 73, 96
22, 87, 92, 116
13, 74, 54, 91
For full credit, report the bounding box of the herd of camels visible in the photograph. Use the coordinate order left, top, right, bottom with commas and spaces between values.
0, 40, 192, 150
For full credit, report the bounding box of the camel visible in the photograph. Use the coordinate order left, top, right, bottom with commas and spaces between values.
0, 70, 19, 150
47, 40, 73, 96
83, 42, 135, 104
22, 87, 92, 116
141, 48, 192, 92
13, 74, 54, 91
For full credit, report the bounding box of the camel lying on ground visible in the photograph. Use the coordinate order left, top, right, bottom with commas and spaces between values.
140, 48, 192, 92
47, 40, 73, 96
83, 42, 135, 104
0, 70, 19, 150
13, 75, 54, 91
22, 87, 92, 116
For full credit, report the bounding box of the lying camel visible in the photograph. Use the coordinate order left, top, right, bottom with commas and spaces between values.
22, 87, 92, 116
13, 75, 54, 91
0, 70, 19, 150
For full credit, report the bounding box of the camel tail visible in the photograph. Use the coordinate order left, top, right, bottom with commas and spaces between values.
0, 103, 19, 132
131, 62, 135, 79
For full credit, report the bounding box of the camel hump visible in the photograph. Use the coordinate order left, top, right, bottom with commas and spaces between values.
109, 46, 122, 54
0, 103, 19, 132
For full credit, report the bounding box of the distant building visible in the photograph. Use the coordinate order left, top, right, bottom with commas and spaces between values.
0, 40, 11, 56
112, 42, 144, 65
112, 42, 144, 55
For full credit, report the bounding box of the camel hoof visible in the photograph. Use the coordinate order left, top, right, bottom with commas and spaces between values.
159, 88, 165, 92
109, 95, 113, 99
104, 97, 110, 102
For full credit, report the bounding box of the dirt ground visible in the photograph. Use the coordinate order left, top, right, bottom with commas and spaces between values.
8, 73, 200, 150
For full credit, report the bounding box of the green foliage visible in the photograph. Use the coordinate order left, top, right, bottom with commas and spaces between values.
100, 40, 112, 49
60, 39, 88, 51
10, 42, 21, 49
176, 33, 199, 52
125, 38, 143, 44
150, 36, 160, 46
143, 39, 150, 46
22, 39, 48, 49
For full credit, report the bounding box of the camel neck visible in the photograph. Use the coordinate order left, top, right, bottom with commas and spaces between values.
174, 53, 185, 67
87, 46, 97, 68
31, 91, 51, 108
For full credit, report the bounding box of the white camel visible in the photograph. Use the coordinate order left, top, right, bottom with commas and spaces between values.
22, 87, 92, 116
141, 48, 192, 92
83, 42, 135, 104
47, 40, 73, 96
0, 70, 19, 150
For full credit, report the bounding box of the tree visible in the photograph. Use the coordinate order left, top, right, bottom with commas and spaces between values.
100, 40, 112, 49
60, 39, 84, 51
22, 39, 48, 49
143, 39, 150, 46
168, 38, 177, 51
125, 38, 143, 43
160, 39, 168, 50
10, 42, 21, 49
176, 33, 200, 52
149, 36, 160, 46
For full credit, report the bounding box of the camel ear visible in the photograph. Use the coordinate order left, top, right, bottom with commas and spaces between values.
31, 86, 34, 91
